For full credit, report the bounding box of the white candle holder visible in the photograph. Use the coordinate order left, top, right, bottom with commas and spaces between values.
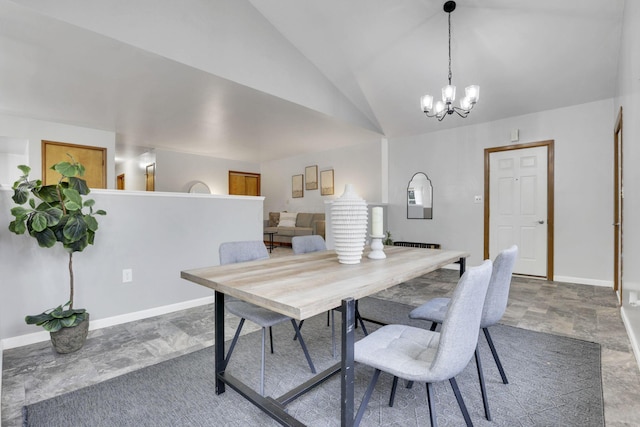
368, 234, 386, 259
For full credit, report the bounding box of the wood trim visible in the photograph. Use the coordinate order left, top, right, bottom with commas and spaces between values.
484, 140, 555, 280
614, 106, 623, 305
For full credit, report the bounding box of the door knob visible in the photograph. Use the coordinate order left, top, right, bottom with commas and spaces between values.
537, 220, 545, 224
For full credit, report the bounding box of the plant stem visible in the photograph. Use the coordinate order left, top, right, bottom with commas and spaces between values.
69, 252, 74, 309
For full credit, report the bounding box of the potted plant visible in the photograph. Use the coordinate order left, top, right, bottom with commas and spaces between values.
8, 157, 106, 353
383, 230, 394, 246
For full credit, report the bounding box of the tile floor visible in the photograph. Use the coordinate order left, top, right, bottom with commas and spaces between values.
3, 247, 640, 426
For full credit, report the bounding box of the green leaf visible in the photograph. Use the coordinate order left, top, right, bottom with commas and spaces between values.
52, 161, 78, 178
85, 214, 99, 232
17, 164, 31, 175
43, 207, 63, 226
31, 212, 48, 232
69, 176, 90, 195
34, 185, 62, 204
83, 198, 95, 207
63, 215, 87, 242
62, 188, 82, 207
9, 219, 27, 234
60, 315, 77, 328
10, 206, 29, 218
64, 235, 89, 252
32, 228, 57, 248
11, 186, 30, 205
95, 210, 107, 216
43, 319, 63, 332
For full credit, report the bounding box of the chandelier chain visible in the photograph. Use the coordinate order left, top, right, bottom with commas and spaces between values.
448, 12, 452, 85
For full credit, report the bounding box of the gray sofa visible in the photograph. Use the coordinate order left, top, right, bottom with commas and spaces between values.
264, 211, 326, 246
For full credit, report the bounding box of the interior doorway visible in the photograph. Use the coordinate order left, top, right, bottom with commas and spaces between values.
485, 140, 555, 279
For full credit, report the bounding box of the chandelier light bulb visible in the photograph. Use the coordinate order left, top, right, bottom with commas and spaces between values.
460, 97, 471, 110
442, 85, 456, 103
465, 85, 480, 104
434, 100, 446, 114
421, 94, 434, 112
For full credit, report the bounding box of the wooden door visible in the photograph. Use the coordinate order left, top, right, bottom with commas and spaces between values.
42, 140, 106, 188
485, 141, 554, 278
146, 163, 155, 191
117, 174, 125, 190
614, 107, 623, 305
229, 171, 260, 196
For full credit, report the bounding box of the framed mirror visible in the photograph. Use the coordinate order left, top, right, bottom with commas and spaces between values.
407, 172, 433, 219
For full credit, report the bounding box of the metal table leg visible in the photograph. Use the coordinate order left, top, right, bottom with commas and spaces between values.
341, 298, 355, 427
214, 291, 226, 395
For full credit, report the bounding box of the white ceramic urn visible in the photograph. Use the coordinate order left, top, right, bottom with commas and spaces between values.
330, 184, 368, 264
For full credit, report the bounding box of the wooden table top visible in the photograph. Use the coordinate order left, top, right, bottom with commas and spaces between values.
181, 246, 469, 320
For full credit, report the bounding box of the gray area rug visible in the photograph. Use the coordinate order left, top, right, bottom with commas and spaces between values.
23, 297, 604, 426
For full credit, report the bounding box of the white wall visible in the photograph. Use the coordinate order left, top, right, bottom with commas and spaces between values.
0, 188, 263, 345
615, 0, 640, 365
261, 139, 384, 216
0, 113, 116, 188
387, 99, 614, 284
154, 149, 260, 194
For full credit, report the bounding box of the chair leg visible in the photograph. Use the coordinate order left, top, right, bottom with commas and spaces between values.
290, 319, 316, 374
426, 382, 438, 427
269, 326, 274, 354
483, 327, 508, 384
331, 310, 336, 358
356, 308, 368, 336
430, 321, 438, 332
449, 377, 473, 427
388, 376, 399, 407
225, 318, 245, 365
327, 310, 330, 326
475, 347, 491, 421
260, 327, 266, 395
354, 369, 381, 427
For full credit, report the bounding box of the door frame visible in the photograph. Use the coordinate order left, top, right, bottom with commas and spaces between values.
614, 106, 623, 305
484, 140, 555, 280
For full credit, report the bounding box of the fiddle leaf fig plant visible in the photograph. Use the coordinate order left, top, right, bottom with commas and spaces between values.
9, 157, 106, 332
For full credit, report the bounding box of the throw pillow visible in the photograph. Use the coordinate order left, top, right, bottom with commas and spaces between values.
268, 212, 280, 227
279, 212, 297, 227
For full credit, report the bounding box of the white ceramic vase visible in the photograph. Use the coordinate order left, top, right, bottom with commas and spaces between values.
331, 184, 368, 264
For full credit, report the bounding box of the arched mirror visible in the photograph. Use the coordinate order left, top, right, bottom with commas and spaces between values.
407, 172, 433, 219
188, 181, 211, 194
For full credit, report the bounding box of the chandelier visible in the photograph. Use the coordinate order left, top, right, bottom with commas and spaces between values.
420, 1, 479, 121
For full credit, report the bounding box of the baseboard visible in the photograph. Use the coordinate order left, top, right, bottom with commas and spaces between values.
0, 296, 215, 350
553, 276, 612, 287
621, 306, 640, 373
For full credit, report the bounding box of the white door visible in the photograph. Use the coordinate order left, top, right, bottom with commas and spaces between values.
489, 146, 548, 276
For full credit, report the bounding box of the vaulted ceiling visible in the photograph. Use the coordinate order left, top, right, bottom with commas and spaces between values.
0, 0, 625, 163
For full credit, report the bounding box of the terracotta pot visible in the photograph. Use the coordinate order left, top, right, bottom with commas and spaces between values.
50, 313, 90, 354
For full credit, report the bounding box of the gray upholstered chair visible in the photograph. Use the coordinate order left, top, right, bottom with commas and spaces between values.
353, 260, 493, 427
405, 245, 518, 420
292, 235, 368, 357
219, 241, 316, 395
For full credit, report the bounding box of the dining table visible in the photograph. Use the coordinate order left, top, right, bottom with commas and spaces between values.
181, 245, 469, 427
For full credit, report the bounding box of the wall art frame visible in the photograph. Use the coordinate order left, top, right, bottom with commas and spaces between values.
320, 169, 334, 196
305, 165, 318, 190
292, 174, 304, 198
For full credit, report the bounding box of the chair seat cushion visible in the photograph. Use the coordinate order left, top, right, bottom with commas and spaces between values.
409, 297, 450, 324
226, 299, 291, 327
354, 324, 441, 382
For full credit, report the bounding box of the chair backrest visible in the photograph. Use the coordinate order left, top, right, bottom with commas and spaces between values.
482, 245, 518, 327
430, 259, 493, 381
219, 241, 269, 265
292, 235, 327, 254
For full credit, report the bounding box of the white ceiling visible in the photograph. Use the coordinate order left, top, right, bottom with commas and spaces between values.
0, 0, 625, 163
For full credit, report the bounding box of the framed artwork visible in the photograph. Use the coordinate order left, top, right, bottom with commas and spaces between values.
305, 165, 318, 190
292, 174, 304, 198
320, 169, 334, 196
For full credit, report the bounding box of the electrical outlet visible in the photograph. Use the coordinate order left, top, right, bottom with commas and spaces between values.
122, 268, 133, 283
474, 195, 483, 204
